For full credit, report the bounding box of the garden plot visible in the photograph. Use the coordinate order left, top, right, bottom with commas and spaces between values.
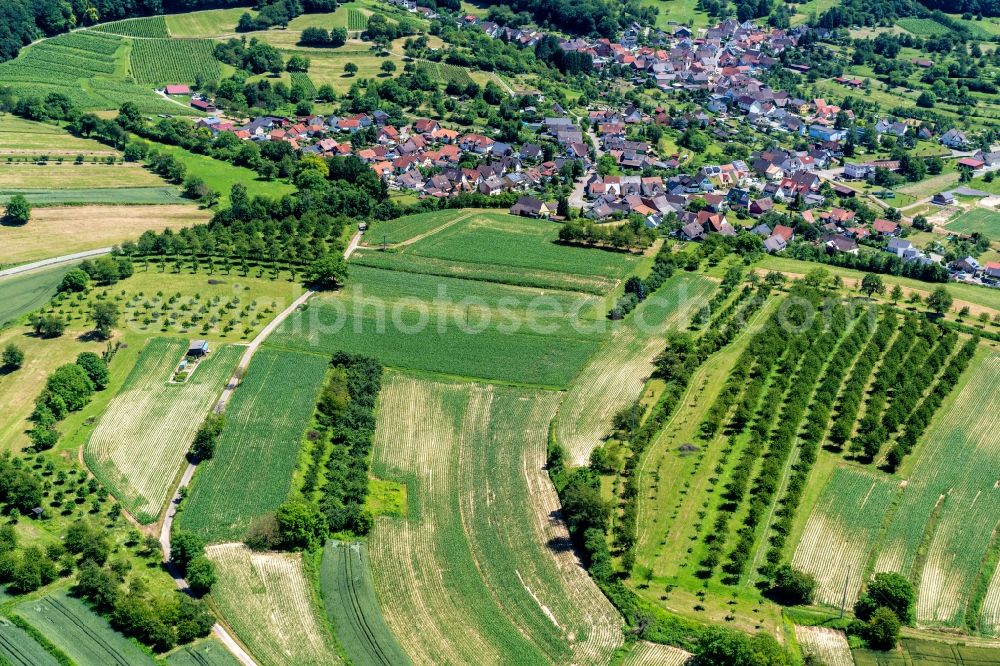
620, 641, 691, 666
85, 338, 241, 523
794, 626, 853, 666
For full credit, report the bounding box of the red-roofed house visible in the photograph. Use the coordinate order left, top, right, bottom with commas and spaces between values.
873, 218, 899, 236
165, 84, 191, 95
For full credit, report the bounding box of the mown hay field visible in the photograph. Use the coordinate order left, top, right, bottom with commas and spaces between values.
85, 338, 241, 523
368, 372, 622, 665
555, 272, 716, 466
793, 626, 853, 666
791, 467, 899, 607
206, 543, 339, 666
165, 8, 250, 37
0, 115, 118, 155
0, 205, 209, 266
178, 347, 329, 543
268, 265, 603, 389
620, 640, 691, 666
319, 540, 410, 666
0, 163, 167, 189
15, 591, 154, 666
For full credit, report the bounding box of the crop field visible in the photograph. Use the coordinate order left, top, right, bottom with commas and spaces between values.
366, 209, 474, 244
620, 641, 691, 666
206, 543, 338, 666
92, 16, 169, 38
0, 264, 71, 324
319, 540, 410, 666
0, 163, 167, 190
405, 212, 640, 289
166, 639, 240, 666
1, 205, 209, 266
129, 38, 221, 84
15, 591, 154, 666
0, 115, 117, 156
268, 265, 602, 389
85, 338, 241, 523
897, 17, 952, 36
165, 8, 250, 37
981, 561, 1000, 636
792, 467, 899, 607
0, 617, 60, 666
866, 351, 1000, 627
793, 626, 853, 666
369, 372, 622, 665
554, 273, 717, 466
178, 348, 329, 543
947, 207, 1000, 239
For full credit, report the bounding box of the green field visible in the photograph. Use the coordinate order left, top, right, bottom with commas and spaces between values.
129, 38, 222, 84
149, 144, 295, 205
897, 17, 952, 36
93, 16, 169, 38
0, 186, 186, 206
366, 209, 472, 244
854, 637, 1000, 665
416, 61, 474, 88
267, 265, 603, 389
178, 347, 329, 543
165, 8, 250, 37
319, 540, 410, 666
0, 264, 72, 324
85, 338, 242, 523
554, 272, 717, 465
0, 115, 118, 155
947, 208, 1000, 239
166, 639, 240, 665
15, 591, 155, 666
369, 371, 622, 664
0, 617, 61, 666
206, 543, 338, 666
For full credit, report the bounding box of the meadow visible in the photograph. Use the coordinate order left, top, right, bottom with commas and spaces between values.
147, 144, 296, 205
554, 272, 716, 465
319, 540, 410, 666
369, 372, 623, 664
0, 205, 209, 266
947, 207, 1000, 239
85, 338, 241, 523
267, 265, 603, 389
164, 8, 251, 37
15, 591, 155, 666
206, 543, 338, 666
178, 347, 329, 543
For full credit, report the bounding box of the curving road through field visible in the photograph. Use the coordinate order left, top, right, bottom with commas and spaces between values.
158, 231, 362, 666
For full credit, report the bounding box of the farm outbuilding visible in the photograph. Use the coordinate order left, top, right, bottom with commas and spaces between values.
188, 340, 210, 357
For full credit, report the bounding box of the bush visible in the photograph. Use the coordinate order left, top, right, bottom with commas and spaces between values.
75, 352, 109, 390
2, 344, 24, 370
865, 607, 901, 650
57, 268, 90, 293
185, 555, 216, 596
855, 572, 914, 624
768, 564, 816, 605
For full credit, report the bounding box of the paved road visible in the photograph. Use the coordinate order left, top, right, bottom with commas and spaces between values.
158, 231, 363, 666
0, 247, 111, 279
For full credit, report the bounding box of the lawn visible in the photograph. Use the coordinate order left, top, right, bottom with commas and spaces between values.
947, 207, 1000, 240
0, 163, 166, 189
149, 143, 295, 205
85, 338, 242, 523
206, 543, 338, 666
369, 371, 622, 664
319, 540, 410, 666
15, 591, 155, 666
178, 347, 329, 543
0, 204, 209, 266
267, 265, 604, 389
0, 115, 118, 156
